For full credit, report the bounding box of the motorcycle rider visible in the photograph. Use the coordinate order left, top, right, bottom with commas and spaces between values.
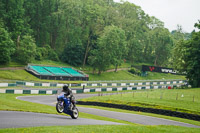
62, 84, 76, 109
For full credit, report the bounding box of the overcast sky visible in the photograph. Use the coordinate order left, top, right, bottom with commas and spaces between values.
114, 0, 200, 33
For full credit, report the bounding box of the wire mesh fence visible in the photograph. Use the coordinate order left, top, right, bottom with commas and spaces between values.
97, 88, 200, 103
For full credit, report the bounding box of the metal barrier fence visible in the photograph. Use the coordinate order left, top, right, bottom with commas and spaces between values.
0, 84, 190, 94
0, 80, 188, 88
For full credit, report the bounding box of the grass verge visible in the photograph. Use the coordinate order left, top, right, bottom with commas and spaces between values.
0, 125, 200, 133
79, 88, 200, 115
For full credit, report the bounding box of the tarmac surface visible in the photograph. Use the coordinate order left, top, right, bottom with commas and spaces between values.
16, 94, 200, 128
0, 111, 123, 128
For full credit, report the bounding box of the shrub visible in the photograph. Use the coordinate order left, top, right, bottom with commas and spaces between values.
129, 68, 141, 76
0, 27, 14, 64
16, 35, 36, 64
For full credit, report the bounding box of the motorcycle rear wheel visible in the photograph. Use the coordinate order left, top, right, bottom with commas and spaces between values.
71, 107, 79, 119
56, 102, 64, 113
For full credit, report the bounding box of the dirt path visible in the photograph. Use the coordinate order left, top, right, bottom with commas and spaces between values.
0, 67, 24, 70
0, 66, 130, 72
106, 68, 130, 72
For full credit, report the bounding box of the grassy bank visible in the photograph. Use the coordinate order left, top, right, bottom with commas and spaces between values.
0, 69, 185, 83
88, 70, 185, 81
1, 125, 200, 133
0, 60, 185, 82
0, 62, 24, 68
79, 88, 200, 115
0, 69, 84, 83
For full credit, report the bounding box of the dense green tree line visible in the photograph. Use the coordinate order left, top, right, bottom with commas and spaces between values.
0, 0, 173, 67
1, 0, 199, 86
172, 21, 200, 87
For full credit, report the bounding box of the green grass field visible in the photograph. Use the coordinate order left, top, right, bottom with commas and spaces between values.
1, 125, 200, 133
80, 88, 200, 115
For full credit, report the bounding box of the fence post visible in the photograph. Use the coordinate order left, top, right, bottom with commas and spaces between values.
160, 92, 163, 99
176, 93, 178, 100
193, 95, 195, 102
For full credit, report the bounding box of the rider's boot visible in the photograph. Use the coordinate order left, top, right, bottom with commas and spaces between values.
72, 103, 76, 110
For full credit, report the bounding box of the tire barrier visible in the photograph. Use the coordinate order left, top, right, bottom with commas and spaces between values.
77, 101, 200, 121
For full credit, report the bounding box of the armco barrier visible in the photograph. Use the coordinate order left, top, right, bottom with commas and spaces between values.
0, 80, 188, 88
0, 84, 188, 94
0, 89, 57, 94
77, 101, 200, 121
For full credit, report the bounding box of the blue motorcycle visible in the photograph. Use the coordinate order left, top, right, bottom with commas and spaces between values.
56, 92, 79, 119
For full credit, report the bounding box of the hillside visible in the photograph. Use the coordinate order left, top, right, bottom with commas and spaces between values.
0, 61, 185, 82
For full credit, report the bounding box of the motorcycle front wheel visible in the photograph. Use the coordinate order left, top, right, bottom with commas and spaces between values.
71, 107, 79, 119
56, 101, 64, 113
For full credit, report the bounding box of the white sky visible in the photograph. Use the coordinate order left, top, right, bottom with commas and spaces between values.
114, 0, 200, 33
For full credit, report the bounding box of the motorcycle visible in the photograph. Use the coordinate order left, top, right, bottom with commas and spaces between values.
56, 92, 79, 119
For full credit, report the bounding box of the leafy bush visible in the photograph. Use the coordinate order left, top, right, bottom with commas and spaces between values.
0, 27, 14, 64
129, 68, 136, 74
61, 43, 84, 66
129, 68, 141, 76
15, 35, 36, 64
35, 47, 45, 61
35, 45, 59, 61
48, 49, 59, 61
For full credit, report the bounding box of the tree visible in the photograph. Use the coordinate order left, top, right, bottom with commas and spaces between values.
16, 35, 36, 64
23, 0, 61, 48
0, 0, 174, 68
171, 25, 185, 43
109, 27, 127, 72
171, 25, 186, 68
118, 2, 144, 64
173, 21, 200, 87
81, 0, 106, 67
0, 26, 14, 64
172, 40, 186, 71
1, 0, 31, 43
88, 49, 99, 74
61, 43, 84, 66
151, 28, 172, 66
184, 21, 200, 87
89, 25, 126, 74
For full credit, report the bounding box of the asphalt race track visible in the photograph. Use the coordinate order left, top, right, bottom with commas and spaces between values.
16, 94, 200, 128
0, 111, 123, 128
